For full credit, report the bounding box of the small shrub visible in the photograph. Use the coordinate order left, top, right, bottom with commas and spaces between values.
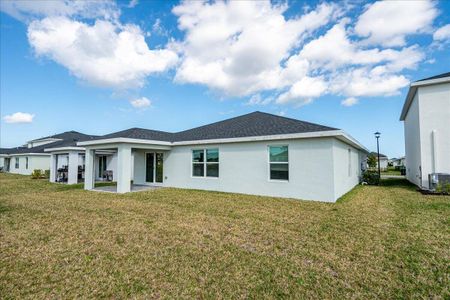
362, 170, 380, 185
367, 154, 377, 168
31, 169, 42, 179
44, 169, 50, 179
436, 183, 450, 194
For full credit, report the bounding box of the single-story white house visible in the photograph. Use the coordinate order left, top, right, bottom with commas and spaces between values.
400, 72, 450, 189
368, 152, 388, 171
0, 131, 96, 176
389, 157, 405, 168
76, 111, 368, 202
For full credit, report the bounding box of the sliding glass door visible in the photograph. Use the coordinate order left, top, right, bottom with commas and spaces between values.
98, 156, 107, 178
146, 152, 163, 184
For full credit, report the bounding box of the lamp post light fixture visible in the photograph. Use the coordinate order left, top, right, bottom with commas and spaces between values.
374, 131, 381, 184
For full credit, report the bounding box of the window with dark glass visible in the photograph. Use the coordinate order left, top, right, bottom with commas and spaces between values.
26, 157, 29, 169
192, 149, 219, 177
15, 157, 19, 169
269, 146, 288, 180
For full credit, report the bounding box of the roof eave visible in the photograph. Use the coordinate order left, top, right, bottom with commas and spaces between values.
401, 75, 450, 121
77, 137, 172, 147
44, 146, 85, 152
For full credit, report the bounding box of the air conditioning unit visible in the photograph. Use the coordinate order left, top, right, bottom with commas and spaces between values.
429, 173, 450, 190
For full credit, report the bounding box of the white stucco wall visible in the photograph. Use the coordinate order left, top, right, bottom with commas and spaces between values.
404, 92, 422, 186
163, 137, 341, 202
31, 156, 51, 172
0, 157, 4, 169
332, 139, 362, 200
8, 155, 50, 175
417, 83, 450, 188
377, 158, 388, 170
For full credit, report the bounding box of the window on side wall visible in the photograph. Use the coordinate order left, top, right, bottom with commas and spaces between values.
15, 157, 19, 169
269, 145, 289, 181
26, 157, 29, 169
192, 148, 219, 178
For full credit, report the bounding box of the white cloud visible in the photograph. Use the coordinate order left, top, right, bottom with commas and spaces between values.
128, 0, 139, 9
341, 97, 359, 107
246, 94, 272, 106
171, 1, 430, 106
276, 76, 327, 105
130, 97, 151, 108
433, 24, 450, 41
299, 22, 424, 71
355, 0, 437, 47
28, 17, 178, 89
173, 1, 337, 96
330, 68, 409, 97
0, 0, 119, 22
3, 112, 35, 124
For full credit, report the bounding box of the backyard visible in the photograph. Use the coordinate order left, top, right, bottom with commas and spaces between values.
0, 173, 449, 298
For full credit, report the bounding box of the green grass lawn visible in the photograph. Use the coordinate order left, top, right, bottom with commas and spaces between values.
0, 173, 449, 298
381, 167, 402, 176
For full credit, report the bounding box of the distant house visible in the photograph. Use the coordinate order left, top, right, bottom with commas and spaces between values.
390, 157, 405, 168
400, 72, 450, 189
368, 152, 388, 171
0, 131, 95, 176
1, 112, 369, 202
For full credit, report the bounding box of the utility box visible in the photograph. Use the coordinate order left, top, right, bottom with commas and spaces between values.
428, 173, 450, 191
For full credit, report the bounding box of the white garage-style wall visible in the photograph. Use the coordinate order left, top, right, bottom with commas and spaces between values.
7, 155, 50, 175
404, 92, 422, 186
417, 83, 450, 189
332, 139, 362, 200
164, 137, 345, 202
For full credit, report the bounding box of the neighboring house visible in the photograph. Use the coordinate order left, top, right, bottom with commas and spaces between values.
77, 111, 368, 202
368, 152, 388, 171
41, 133, 124, 185
400, 72, 450, 189
390, 157, 405, 167
1, 131, 95, 176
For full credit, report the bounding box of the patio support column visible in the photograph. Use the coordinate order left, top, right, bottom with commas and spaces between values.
117, 144, 132, 193
49, 154, 56, 183
84, 148, 95, 190
67, 151, 79, 185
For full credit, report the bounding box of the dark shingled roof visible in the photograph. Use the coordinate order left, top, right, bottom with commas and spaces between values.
415, 72, 450, 82
370, 151, 387, 158
90, 111, 338, 143
3, 131, 97, 155
91, 128, 173, 142
29, 131, 97, 142
3, 112, 340, 152
171, 111, 338, 142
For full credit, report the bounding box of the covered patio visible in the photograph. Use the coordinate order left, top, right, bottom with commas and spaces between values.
46, 147, 85, 184
79, 140, 171, 193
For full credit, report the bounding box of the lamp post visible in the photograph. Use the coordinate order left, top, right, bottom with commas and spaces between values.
374, 132, 381, 183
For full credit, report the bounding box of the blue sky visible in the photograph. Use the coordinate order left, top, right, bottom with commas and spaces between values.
1, 0, 449, 158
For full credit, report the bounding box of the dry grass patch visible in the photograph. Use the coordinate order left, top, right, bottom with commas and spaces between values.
0, 174, 449, 298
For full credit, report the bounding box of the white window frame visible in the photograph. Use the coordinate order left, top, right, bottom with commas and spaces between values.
191, 148, 219, 178
268, 145, 289, 182
15, 157, 19, 169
